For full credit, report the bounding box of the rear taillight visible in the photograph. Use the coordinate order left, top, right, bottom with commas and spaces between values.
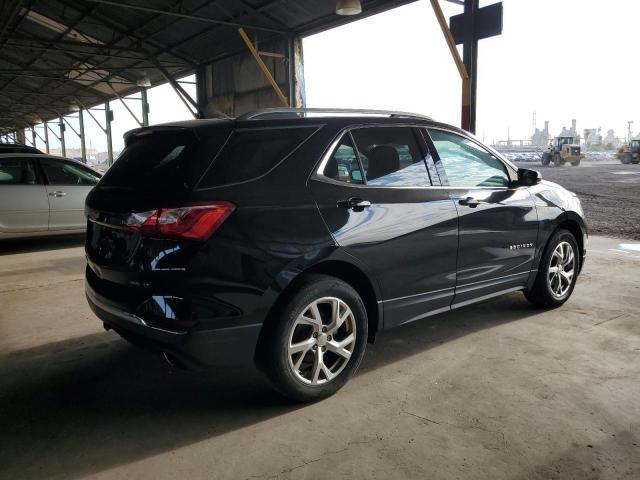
125, 202, 235, 240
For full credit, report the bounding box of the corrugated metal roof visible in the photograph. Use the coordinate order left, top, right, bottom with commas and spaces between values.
0, 0, 416, 133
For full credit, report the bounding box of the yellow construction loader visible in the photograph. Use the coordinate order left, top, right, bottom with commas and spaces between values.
541, 136, 584, 167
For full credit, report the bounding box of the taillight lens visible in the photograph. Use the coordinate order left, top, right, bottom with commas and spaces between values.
125, 202, 235, 240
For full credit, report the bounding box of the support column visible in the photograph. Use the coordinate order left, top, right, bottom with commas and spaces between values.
31, 127, 36, 148
462, 0, 478, 134
105, 100, 113, 165
79, 109, 86, 163
287, 36, 295, 107
141, 87, 149, 126
43, 122, 50, 153
195, 65, 207, 118
59, 117, 66, 157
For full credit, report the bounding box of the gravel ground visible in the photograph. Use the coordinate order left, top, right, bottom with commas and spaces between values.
516, 160, 640, 240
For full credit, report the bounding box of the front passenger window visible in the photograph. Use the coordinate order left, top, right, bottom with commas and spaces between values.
40, 159, 100, 186
428, 130, 509, 187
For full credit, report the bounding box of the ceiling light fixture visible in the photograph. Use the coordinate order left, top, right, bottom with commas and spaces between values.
137, 76, 151, 87
336, 0, 362, 16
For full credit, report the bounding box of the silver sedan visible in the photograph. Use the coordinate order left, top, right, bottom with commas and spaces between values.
0, 153, 102, 239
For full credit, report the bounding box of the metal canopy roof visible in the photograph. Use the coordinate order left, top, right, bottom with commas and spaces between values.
0, 0, 415, 134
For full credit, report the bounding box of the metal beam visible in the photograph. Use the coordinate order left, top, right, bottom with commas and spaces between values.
287, 36, 295, 107
141, 87, 149, 126
0, 0, 23, 46
150, 56, 199, 117
79, 109, 86, 162
108, 84, 143, 127
43, 120, 49, 153
46, 122, 61, 142
238, 27, 288, 107
105, 100, 113, 165
59, 117, 66, 157
33, 124, 46, 145
88, 0, 288, 34
76, 99, 107, 134
61, 116, 81, 137
429, 0, 471, 131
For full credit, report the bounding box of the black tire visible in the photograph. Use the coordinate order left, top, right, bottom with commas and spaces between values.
525, 229, 579, 309
541, 152, 551, 166
621, 153, 632, 164
553, 153, 562, 167
259, 274, 368, 402
571, 160, 580, 166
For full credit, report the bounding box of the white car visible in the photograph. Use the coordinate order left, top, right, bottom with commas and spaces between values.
0, 154, 101, 239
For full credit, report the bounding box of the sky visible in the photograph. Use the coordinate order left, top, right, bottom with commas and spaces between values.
25, 0, 640, 154
304, 0, 640, 144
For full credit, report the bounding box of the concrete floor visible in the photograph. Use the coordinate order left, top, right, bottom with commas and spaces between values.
1, 235, 639, 480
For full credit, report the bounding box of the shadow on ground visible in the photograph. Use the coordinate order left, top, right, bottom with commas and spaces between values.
0, 294, 539, 480
0, 234, 85, 255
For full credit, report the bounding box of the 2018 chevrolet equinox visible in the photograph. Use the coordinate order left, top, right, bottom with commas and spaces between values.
85, 108, 587, 402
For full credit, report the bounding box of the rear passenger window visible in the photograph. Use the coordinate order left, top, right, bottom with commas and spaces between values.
199, 126, 318, 188
351, 127, 430, 187
0, 158, 38, 185
322, 135, 364, 184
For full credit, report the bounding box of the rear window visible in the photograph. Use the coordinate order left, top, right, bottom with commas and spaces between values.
99, 128, 230, 193
197, 126, 318, 188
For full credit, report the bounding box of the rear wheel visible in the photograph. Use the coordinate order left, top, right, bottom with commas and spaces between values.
525, 229, 579, 308
260, 274, 368, 402
571, 159, 580, 166
621, 153, 632, 164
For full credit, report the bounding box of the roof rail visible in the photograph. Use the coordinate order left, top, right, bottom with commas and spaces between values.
236, 108, 432, 121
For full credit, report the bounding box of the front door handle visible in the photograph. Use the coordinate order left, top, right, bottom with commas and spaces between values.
337, 197, 371, 212
458, 196, 480, 208
48, 191, 66, 197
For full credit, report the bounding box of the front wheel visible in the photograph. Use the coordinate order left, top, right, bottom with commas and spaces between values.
541, 152, 551, 166
571, 160, 580, 166
553, 153, 562, 167
525, 229, 579, 308
621, 153, 632, 164
260, 274, 368, 402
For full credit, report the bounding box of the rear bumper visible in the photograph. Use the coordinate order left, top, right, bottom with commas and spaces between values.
86, 280, 263, 369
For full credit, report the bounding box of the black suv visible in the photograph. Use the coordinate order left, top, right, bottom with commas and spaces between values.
85, 108, 587, 401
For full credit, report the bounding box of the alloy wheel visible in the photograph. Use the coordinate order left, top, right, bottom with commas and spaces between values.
287, 297, 357, 385
547, 241, 575, 299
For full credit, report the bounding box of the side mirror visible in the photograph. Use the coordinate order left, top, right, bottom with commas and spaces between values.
517, 168, 541, 186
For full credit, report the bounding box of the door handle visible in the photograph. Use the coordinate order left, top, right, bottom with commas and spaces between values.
458, 196, 480, 208
48, 191, 66, 197
337, 197, 371, 212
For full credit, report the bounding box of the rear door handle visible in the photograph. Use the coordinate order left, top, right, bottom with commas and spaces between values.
337, 197, 371, 212
48, 191, 66, 197
458, 196, 480, 208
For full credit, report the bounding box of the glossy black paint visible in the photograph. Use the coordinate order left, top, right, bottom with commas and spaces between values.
85, 115, 587, 368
